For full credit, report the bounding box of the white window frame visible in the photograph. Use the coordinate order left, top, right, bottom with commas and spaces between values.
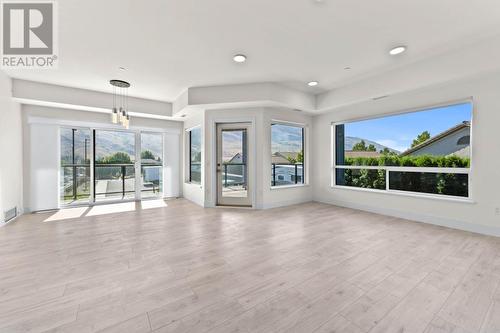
331, 100, 473, 202
271, 120, 307, 188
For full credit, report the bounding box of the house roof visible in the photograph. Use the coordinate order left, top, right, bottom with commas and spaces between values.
345, 151, 382, 158
228, 152, 242, 163
400, 121, 470, 156
272, 152, 299, 164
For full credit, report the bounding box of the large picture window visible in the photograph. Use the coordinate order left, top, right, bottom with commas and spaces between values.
188, 127, 202, 184
333, 102, 472, 198
271, 123, 305, 186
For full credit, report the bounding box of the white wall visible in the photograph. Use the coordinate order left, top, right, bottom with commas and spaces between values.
0, 72, 23, 223
313, 71, 500, 236
23, 105, 183, 211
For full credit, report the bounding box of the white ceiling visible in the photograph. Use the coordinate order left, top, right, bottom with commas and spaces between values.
5, 0, 500, 102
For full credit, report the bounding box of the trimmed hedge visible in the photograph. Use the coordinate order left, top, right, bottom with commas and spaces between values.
343, 154, 470, 168
338, 155, 469, 196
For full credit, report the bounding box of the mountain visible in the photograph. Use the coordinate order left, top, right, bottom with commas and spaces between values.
61, 129, 163, 164
345, 136, 400, 154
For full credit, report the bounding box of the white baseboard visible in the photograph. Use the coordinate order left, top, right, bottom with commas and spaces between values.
314, 197, 500, 237
260, 198, 313, 210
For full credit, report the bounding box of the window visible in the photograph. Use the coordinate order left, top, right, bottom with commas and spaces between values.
271, 123, 305, 186
333, 102, 472, 198
457, 135, 470, 145
188, 127, 202, 184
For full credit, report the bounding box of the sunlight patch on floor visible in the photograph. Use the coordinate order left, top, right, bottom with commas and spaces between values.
44, 207, 88, 222
86, 202, 136, 216
141, 199, 168, 210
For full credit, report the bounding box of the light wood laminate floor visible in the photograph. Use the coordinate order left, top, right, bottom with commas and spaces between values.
1, 199, 500, 333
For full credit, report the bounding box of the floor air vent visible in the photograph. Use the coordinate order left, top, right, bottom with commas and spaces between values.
4, 207, 17, 223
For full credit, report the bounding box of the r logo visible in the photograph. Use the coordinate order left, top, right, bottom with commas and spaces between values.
2, 2, 53, 55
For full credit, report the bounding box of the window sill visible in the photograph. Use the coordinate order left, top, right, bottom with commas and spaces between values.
271, 184, 309, 190
330, 185, 475, 204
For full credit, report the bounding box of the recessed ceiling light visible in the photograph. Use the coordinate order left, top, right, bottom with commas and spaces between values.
233, 54, 247, 63
307, 81, 319, 87
389, 46, 406, 56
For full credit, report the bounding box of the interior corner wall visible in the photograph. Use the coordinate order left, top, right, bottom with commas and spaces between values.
0, 71, 23, 223
200, 107, 313, 209
312, 71, 500, 236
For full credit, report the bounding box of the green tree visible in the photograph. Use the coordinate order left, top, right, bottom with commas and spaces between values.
286, 150, 304, 164
380, 147, 397, 156
352, 140, 367, 151
141, 150, 155, 160
411, 131, 431, 148
367, 144, 376, 152
98, 152, 132, 164
297, 150, 304, 163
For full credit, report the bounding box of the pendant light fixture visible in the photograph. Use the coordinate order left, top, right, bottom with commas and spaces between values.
110, 79, 131, 129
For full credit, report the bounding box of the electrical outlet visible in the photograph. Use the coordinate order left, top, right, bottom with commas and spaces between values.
495, 207, 500, 216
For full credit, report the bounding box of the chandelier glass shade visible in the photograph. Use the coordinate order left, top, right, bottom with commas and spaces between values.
110, 79, 131, 129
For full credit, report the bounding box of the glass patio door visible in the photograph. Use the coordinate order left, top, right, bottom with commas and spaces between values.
140, 132, 163, 199
216, 123, 252, 206
94, 130, 137, 202
60, 127, 164, 206
60, 128, 92, 205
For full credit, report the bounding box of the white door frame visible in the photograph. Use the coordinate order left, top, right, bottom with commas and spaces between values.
216, 122, 252, 207
210, 117, 256, 208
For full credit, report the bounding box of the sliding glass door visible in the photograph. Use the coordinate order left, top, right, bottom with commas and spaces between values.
140, 132, 163, 199
60, 127, 164, 206
60, 128, 91, 205
94, 130, 137, 202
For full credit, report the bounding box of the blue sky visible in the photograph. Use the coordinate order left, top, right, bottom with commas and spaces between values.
344, 102, 472, 152
222, 130, 243, 161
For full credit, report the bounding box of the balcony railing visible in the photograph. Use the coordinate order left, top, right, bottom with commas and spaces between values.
61, 164, 90, 203
94, 164, 136, 200
221, 163, 247, 187
61, 163, 162, 203
272, 163, 304, 186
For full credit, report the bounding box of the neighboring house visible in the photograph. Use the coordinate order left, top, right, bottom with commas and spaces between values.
400, 121, 471, 157
345, 151, 382, 158
224, 153, 246, 185
271, 152, 303, 185
228, 152, 243, 163
272, 152, 300, 164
